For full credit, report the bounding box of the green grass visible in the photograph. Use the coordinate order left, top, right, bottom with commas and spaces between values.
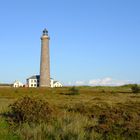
0, 86, 140, 140
0, 118, 20, 140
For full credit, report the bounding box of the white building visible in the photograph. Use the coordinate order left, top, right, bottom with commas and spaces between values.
26, 75, 40, 88
50, 79, 63, 88
27, 75, 62, 88
13, 81, 24, 88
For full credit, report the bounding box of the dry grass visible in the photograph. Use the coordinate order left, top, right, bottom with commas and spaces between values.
0, 86, 140, 140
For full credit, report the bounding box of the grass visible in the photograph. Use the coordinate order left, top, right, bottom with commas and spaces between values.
0, 86, 140, 140
0, 118, 20, 140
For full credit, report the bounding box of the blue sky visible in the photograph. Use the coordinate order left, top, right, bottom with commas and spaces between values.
0, 0, 140, 85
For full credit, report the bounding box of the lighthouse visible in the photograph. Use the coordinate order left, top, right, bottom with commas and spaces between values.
39, 29, 50, 87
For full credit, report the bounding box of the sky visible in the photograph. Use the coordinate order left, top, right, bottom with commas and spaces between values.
0, 0, 140, 86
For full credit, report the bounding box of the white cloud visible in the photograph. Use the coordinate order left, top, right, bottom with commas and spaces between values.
65, 77, 134, 86
67, 82, 72, 86
75, 81, 85, 85
89, 77, 133, 86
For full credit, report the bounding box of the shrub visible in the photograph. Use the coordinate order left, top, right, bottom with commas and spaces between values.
6, 96, 53, 125
131, 84, 140, 93
68, 86, 79, 95
101, 90, 105, 93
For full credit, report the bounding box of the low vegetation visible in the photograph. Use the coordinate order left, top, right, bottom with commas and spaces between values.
5, 97, 53, 126
0, 86, 140, 140
131, 84, 140, 94
68, 86, 79, 95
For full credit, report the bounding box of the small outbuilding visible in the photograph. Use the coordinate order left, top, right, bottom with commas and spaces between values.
50, 79, 63, 88
13, 81, 24, 88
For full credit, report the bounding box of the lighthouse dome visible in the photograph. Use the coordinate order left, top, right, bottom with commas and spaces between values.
43, 28, 48, 36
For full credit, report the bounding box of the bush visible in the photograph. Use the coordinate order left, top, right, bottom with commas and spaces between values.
131, 84, 140, 93
69, 86, 79, 95
6, 96, 53, 125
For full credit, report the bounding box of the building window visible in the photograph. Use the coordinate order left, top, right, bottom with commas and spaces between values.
34, 80, 36, 82
34, 84, 36, 87
31, 84, 33, 87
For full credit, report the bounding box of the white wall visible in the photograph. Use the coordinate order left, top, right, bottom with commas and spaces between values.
27, 79, 38, 87
53, 82, 62, 87
13, 81, 23, 88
